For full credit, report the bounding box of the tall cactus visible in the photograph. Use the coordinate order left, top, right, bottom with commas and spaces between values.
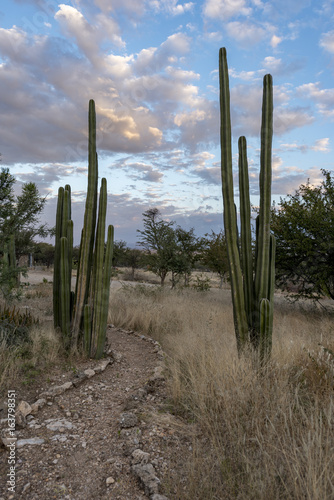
219, 47, 275, 360
53, 99, 114, 359
71, 99, 98, 347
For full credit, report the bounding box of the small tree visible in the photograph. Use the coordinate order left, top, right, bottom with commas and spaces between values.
112, 240, 128, 268
0, 168, 48, 299
33, 242, 55, 268
170, 226, 202, 287
137, 208, 176, 286
124, 248, 143, 280
201, 230, 229, 288
271, 169, 334, 303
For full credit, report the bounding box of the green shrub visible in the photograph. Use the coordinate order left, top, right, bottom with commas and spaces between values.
192, 274, 211, 292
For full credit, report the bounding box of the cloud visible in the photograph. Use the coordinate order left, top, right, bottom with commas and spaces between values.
262, 56, 304, 76
55, 4, 124, 60
227, 82, 315, 137
226, 21, 266, 47
152, 0, 195, 16
203, 0, 252, 20
297, 82, 334, 118
270, 34, 282, 48
319, 30, 334, 54
274, 107, 314, 134
277, 137, 330, 154
0, 23, 217, 164
116, 160, 164, 183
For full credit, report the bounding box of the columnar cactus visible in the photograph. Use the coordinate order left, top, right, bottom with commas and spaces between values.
71, 99, 98, 347
219, 47, 275, 361
53, 99, 114, 359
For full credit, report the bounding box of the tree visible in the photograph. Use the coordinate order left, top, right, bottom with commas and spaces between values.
201, 230, 229, 288
112, 240, 127, 268
137, 208, 176, 286
32, 242, 55, 268
0, 168, 49, 298
124, 248, 143, 280
271, 169, 334, 303
170, 226, 202, 287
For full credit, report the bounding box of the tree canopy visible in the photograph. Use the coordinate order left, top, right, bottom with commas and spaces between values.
0, 168, 49, 299
271, 169, 334, 303
137, 208, 202, 286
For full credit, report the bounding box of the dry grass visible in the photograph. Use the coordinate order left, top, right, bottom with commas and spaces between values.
109, 285, 334, 499
0, 280, 64, 397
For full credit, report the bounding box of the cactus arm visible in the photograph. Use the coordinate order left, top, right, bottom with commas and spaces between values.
72, 99, 98, 347
259, 298, 272, 364
90, 178, 107, 358
60, 236, 70, 346
84, 304, 91, 355
53, 187, 64, 329
219, 47, 248, 351
67, 219, 73, 319
64, 184, 71, 221
255, 74, 273, 303
238, 136, 254, 328
95, 224, 114, 359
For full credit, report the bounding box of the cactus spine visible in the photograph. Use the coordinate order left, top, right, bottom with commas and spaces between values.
219, 47, 275, 360
53, 99, 114, 359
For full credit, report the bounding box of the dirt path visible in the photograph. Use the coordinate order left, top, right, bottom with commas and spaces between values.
0, 327, 194, 499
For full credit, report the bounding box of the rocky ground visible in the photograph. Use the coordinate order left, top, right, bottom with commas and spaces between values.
0, 325, 195, 499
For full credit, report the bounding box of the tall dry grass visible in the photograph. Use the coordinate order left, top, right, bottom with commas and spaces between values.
0, 281, 64, 396
109, 284, 334, 499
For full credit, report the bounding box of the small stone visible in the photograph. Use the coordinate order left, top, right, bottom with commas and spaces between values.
46, 419, 74, 431
131, 463, 160, 496
132, 448, 150, 464
120, 412, 138, 429
17, 401, 32, 417
150, 366, 165, 382
111, 350, 122, 363
72, 372, 87, 387
30, 399, 47, 415
106, 477, 115, 485
84, 368, 96, 378
94, 358, 111, 373
16, 438, 45, 447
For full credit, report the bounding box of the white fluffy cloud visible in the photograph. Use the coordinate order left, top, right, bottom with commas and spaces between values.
226, 21, 266, 46
203, 0, 252, 20
297, 82, 334, 118
319, 30, 334, 54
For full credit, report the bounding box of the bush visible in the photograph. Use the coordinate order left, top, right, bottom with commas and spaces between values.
0, 305, 39, 347
192, 274, 211, 292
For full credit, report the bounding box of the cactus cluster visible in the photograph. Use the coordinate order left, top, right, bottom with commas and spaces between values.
53, 100, 114, 359
219, 47, 275, 361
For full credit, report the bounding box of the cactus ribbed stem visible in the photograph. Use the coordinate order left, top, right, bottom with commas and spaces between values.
219, 47, 248, 351
219, 48, 275, 360
90, 178, 107, 358
60, 236, 70, 345
53, 187, 64, 329
255, 74, 273, 303
72, 99, 98, 348
95, 224, 114, 359
238, 136, 253, 328
53, 99, 114, 359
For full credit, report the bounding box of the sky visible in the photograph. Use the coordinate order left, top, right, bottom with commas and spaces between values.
0, 0, 334, 247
